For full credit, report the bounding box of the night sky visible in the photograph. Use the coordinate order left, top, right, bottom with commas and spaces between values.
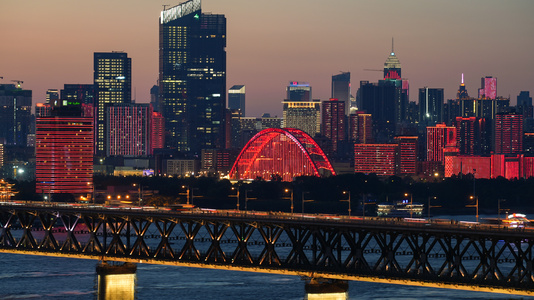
1, 0, 533, 117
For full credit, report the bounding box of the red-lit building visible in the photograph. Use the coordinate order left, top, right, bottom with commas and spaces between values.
151, 111, 165, 153
354, 144, 397, 176
395, 136, 418, 175
479, 76, 497, 99
36, 116, 94, 198
455, 116, 486, 155
495, 112, 523, 154
426, 123, 456, 163
321, 98, 346, 154
444, 154, 534, 180
349, 111, 373, 144
106, 103, 153, 157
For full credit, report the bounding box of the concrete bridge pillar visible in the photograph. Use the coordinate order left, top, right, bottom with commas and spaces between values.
305, 278, 348, 300
96, 261, 137, 300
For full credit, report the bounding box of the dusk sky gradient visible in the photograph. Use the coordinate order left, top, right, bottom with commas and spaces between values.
1, 0, 533, 117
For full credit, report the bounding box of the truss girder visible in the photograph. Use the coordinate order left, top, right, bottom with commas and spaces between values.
0, 207, 533, 293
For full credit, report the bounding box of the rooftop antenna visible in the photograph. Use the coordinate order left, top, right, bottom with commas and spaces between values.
391, 37, 394, 54
461, 73, 464, 84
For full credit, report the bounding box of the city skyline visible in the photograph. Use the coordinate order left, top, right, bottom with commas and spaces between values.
1, 0, 533, 117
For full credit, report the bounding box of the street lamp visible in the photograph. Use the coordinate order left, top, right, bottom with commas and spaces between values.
341, 191, 351, 216
231, 186, 240, 210
427, 196, 440, 219
301, 191, 313, 214
467, 195, 479, 222
133, 183, 143, 206
181, 185, 190, 205
284, 188, 294, 214
244, 190, 256, 211
405, 193, 413, 218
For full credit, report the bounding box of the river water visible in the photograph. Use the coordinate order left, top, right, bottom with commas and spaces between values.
0, 214, 531, 299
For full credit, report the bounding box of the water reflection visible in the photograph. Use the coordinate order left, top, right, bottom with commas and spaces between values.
96, 262, 137, 300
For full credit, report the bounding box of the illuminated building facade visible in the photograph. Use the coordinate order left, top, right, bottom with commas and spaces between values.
151, 111, 165, 151
228, 85, 245, 116
426, 123, 457, 163
35, 103, 52, 117
349, 112, 373, 144
106, 104, 151, 157
159, 0, 227, 153
35, 107, 93, 197
444, 154, 534, 180
94, 52, 131, 156
419, 87, 444, 126
332, 72, 351, 115
395, 136, 418, 175
479, 76, 497, 99
230, 128, 336, 181
384, 40, 401, 79
234, 115, 282, 149
61, 84, 95, 105
45, 89, 59, 104
354, 144, 397, 176
455, 116, 487, 155
0, 84, 32, 147
321, 98, 346, 155
0, 143, 3, 168
495, 112, 523, 154
201, 149, 231, 174
283, 82, 321, 137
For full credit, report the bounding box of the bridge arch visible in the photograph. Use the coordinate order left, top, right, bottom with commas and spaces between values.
229, 128, 336, 181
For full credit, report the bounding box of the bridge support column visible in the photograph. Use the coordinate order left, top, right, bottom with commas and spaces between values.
304, 278, 348, 300
96, 261, 137, 300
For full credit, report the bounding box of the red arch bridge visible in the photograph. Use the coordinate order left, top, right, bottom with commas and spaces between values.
0, 202, 533, 296
229, 128, 336, 181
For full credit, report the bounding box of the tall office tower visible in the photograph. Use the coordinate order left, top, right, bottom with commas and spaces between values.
61, 84, 95, 105
517, 91, 533, 119
479, 76, 497, 99
0, 84, 32, 146
444, 99, 460, 126
384, 39, 401, 79
494, 112, 523, 154
354, 144, 397, 176
0, 143, 3, 168
150, 85, 159, 112
395, 136, 418, 175
151, 111, 165, 151
426, 123, 457, 163
282, 82, 320, 137
455, 117, 487, 155
349, 111, 373, 144
321, 98, 346, 155
457, 73, 469, 100
45, 89, 59, 104
106, 103, 152, 157
331, 72, 351, 115
228, 85, 246, 116
94, 52, 131, 156
35, 103, 93, 199
419, 87, 444, 127
159, 0, 226, 154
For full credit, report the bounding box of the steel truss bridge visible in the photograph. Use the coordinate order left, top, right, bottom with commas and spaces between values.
0, 202, 533, 296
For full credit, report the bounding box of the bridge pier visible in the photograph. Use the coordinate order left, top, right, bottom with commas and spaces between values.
304, 278, 348, 300
96, 261, 137, 300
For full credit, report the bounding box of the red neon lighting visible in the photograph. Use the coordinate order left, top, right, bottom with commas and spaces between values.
229, 128, 336, 181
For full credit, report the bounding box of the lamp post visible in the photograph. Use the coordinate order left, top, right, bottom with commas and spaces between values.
231, 186, 240, 210
467, 195, 479, 222
285, 188, 294, 214
427, 196, 440, 219
342, 191, 351, 216
181, 185, 190, 205
301, 191, 313, 214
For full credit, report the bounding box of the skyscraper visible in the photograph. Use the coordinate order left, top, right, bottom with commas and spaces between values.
494, 112, 523, 154
419, 87, 444, 126
517, 91, 533, 119
384, 39, 401, 80
426, 123, 457, 163
61, 84, 95, 105
331, 72, 351, 115
395, 136, 418, 175
106, 103, 152, 157
0, 84, 32, 146
45, 89, 59, 104
228, 85, 246, 116
349, 112, 373, 144
321, 98, 346, 155
479, 76, 497, 99
457, 73, 469, 100
282, 82, 320, 137
35, 103, 93, 200
94, 52, 132, 156
455, 116, 487, 155
159, 0, 226, 154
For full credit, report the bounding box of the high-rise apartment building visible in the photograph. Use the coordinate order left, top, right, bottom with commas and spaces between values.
159, 0, 226, 154
354, 144, 397, 176
151, 111, 165, 151
494, 112, 523, 154
455, 117, 487, 155
321, 98, 346, 155
94, 52, 132, 156
35, 104, 93, 199
228, 85, 245, 116
0, 84, 32, 147
106, 104, 152, 157
426, 123, 457, 163
349, 112, 373, 144
419, 87, 444, 126
395, 136, 418, 175
331, 72, 351, 115
282, 82, 320, 137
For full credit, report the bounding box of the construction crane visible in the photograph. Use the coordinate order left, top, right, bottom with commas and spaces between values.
11, 80, 23, 88
363, 69, 383, 72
